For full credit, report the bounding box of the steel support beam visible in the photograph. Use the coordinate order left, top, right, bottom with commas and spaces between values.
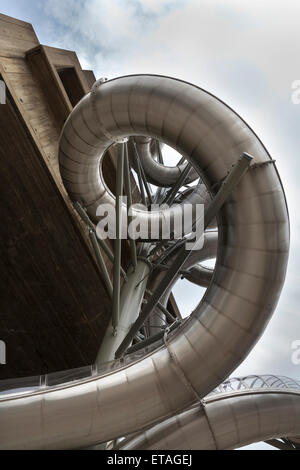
74, 201, 127, 279
89, 230, 113, 298
153, 141, 166, 203
157, 302, 176, 323
177, 156, 186, 166
112, 144, 124, 330
265, 439, 297, 450
204, 153, 252, 225
132, 140, 153, 204
162, 162, 193, 206
125, 320, 180, 355
146, 289, 176, 323
124, 143, 138, 270
115, 153, 253, 358
133, 149, 147, 205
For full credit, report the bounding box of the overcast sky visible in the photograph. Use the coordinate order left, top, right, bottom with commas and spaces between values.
1, 0, 300, 450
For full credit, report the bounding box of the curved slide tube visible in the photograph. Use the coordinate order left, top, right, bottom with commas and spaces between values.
183, 264, 214, 288
0, 75, 289, 449
120, 375, 300, 450
60, 100, 209, 241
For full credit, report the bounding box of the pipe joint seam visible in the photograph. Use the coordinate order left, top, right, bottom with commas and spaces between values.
163, 327, 202, 402
162, 327, 219, 449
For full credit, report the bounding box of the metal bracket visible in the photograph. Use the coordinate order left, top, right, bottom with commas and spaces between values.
250, 159, 276, 170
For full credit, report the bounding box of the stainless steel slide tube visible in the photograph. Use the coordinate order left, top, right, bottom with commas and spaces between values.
0, 75, 289, 450
121, 376, 300, 450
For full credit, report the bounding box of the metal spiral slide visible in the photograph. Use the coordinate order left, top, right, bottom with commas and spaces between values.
0, 74, 296, 450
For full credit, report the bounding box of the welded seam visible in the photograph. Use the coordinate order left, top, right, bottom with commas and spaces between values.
163, 328, 219, 449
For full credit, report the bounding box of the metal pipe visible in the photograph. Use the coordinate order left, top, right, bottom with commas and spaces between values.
156, 302, 176, 323
157, 141, 164, 164
265, 439, 296, 450
154, 142, 164, 203
74, 201, 127, 279
131, 140, 147, 206
146, 289, 176, 323
111, 144, 124, 330
89, 230, 113, 298
132, 140, 153, 204
123, 143, 137, 270
120, 381, 300, 450
115, 153, 252, 358
181, 264, 214, 288
74, 201, 96, 232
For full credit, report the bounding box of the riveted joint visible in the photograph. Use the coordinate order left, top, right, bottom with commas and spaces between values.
113, 137, 129, 144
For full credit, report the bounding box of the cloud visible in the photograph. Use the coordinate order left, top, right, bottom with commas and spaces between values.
39, 0, 185, 75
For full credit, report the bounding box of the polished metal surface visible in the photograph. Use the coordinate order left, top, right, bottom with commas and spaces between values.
130, 136, 199, 187
121, 375, 300, 450
0, 74, 290, 450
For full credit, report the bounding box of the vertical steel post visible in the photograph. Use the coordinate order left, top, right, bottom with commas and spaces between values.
96, 259, 150, 365
157, 140, 164, 164
132, 140, 153, 204
112, 143, 124, 331
132, 141, 147, 206
156, 302, 176, 323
